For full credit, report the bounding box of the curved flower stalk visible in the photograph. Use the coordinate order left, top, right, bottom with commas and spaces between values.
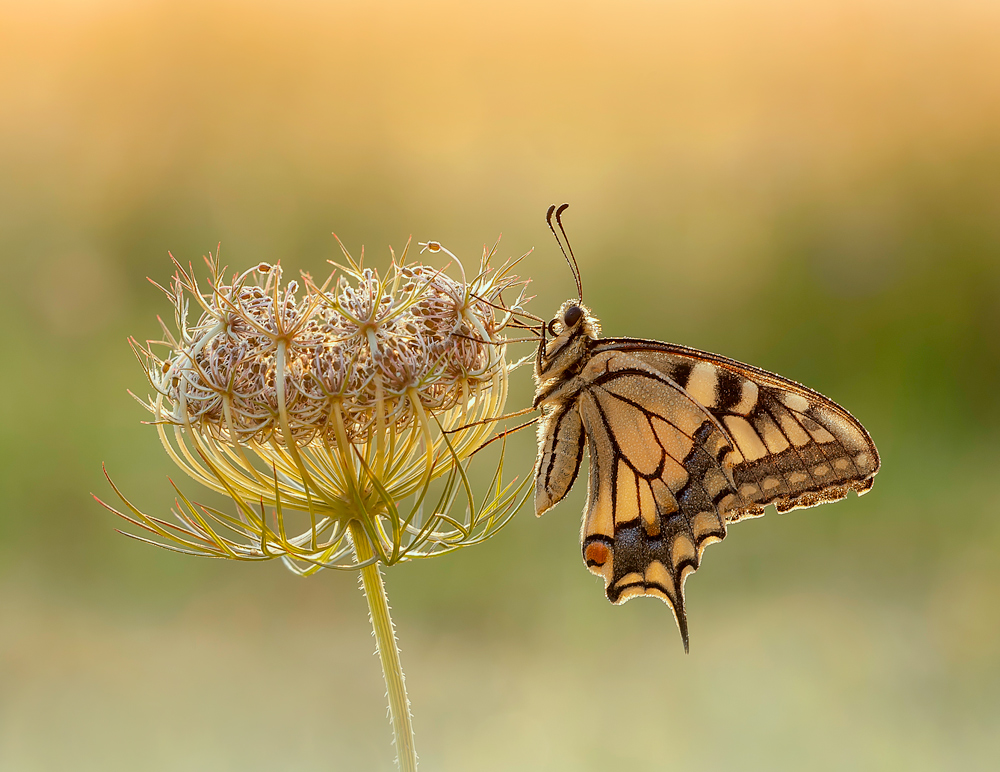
99, 237, 533, 772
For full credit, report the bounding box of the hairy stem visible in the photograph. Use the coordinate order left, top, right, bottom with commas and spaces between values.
350, 520, 417, 772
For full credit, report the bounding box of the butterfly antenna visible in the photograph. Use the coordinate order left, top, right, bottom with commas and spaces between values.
546, 203, 583, 303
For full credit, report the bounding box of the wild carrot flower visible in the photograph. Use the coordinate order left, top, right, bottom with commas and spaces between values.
100, 237, 533, 772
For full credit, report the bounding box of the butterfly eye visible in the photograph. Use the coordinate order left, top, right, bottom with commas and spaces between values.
563, 305, 583, 327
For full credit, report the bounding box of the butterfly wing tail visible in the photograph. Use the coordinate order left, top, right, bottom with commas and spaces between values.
585, 523, 696, 652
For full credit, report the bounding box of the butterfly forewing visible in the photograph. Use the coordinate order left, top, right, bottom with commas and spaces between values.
593, 339, 880, 519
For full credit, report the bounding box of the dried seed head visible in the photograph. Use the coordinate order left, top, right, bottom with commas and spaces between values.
152, 253, 507, 448
108, 238, 535, 573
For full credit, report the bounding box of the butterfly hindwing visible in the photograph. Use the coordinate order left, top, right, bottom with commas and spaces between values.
570, 351, 740, 651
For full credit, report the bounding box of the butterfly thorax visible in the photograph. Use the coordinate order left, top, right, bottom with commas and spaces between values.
533, 301, 602, 407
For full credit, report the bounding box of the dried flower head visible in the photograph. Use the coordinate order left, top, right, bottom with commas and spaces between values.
102, 238, 533, 574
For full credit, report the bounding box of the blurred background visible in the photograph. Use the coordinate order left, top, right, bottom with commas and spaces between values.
2, 0, 999, 769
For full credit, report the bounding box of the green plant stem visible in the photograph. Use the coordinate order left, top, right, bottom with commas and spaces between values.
350, 520, 418, 772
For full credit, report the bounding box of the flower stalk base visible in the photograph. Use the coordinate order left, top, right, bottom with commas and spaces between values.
351, 520, 418, 772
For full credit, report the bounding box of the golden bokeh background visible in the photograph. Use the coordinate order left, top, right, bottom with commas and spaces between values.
2, 1, 999, 769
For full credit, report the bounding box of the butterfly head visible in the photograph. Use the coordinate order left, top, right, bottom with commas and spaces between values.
549, 300, 600, 340
535, 300, 602, 385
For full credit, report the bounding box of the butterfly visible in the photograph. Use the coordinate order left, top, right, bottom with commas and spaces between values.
532, 204, 880, 651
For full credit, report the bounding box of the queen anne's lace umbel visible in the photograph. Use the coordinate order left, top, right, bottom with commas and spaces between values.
107, 239, 532, 573
159, 257, 502, 446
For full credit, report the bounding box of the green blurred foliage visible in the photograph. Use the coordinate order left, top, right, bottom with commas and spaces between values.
1, 1, 999, 769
